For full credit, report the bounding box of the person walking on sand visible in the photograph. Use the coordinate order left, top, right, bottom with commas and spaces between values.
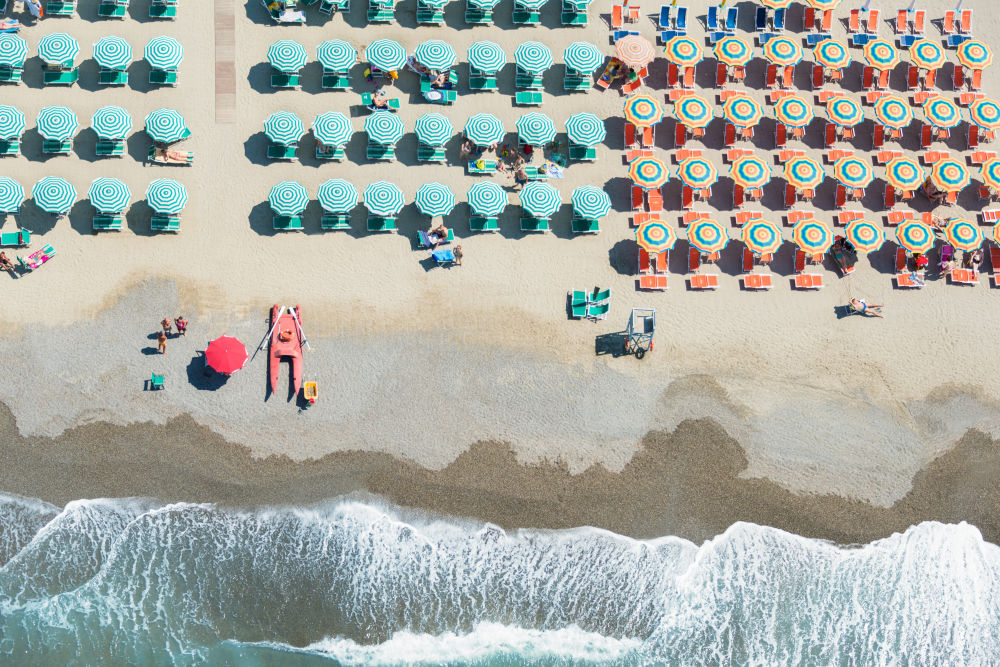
453, 245, 463, 267
174, 316, 188, 337
157, 331, 168, 354
161, 317, 172, 336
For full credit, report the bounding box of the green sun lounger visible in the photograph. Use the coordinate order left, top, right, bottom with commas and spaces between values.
515, 91, 543, 106
569, 291, 589, 318
469, 72, 497, 91
586, 301, 610, 320
417, 143, 446, 162
322, 72, 350, 89
267, 143, 298, 160
419, 80, 458, 104
561, 7, 587, 24
512, 3, 540, 24
0, 228, 29, 246
151, 215, 180, 232
416, 228, 454, 247
149, 69, 178, 86
360, 93, 400, 110
467, 159, 497, 175
96, 139, 125, 157
417, 6, 444, 23
0, 66, 23, 84
367, 215, 396, 232
99, 69, 128, 86
571, 216, 600, 233
93, 214, 123, 231
366, 142, 396, 161
43, 139, 72, 155
43, 68, 79, 86
271, 72, 300, 89
520, 216, 550, 232
148, 1, 177, 18
148, 372, 165, 390
465, 3, 492, 23
523, 166, 548, 180
315, 144, 345, 160
321, 212, 351, 229
516, 68, 544, 89
273, 215, 303, 231
367, 0, 394, 21
319, 0, 349, 14
563, 72, 591, 91
0, 139, 21, 157
46, 0, 76, 15
569, 144, 597, 161
470, 215, 499, 232
98, 0, 128, 17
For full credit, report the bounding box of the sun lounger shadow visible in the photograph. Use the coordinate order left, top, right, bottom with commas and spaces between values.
595, 331, 631, 357
186, 355, 231, 391
125, 201, 157, 237
242, 132, 273, 166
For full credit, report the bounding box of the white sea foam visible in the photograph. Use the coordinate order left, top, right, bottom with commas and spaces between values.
0, 495, 998, 664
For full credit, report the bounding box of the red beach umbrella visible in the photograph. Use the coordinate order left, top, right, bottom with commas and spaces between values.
205, 336, 248, 374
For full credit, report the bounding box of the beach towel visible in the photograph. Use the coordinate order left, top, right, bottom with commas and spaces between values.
545, 162, 565, 178
431, 249, 455, 263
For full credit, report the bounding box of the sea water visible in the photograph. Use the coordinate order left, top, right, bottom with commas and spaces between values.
1, 492, 998, 665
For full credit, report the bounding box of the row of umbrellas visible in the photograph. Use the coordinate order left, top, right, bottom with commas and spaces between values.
636, 215, 990, 258
266, 38, 603, 75
0, 176, 187, 215
0, 33, 183, 70
0, 105, 189, 143
267, 180, 612, 219
262, 110, 606, 148
623, 90, 1000, 133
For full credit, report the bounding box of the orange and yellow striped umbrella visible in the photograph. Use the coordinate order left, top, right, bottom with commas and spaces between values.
807, 0, 840, 9
792, 217, 834, 254
687, 218, 728, 254
615, 35, 655, 69
813, 40, 850, 70
714, 37, 751, 67
628, 156, 669, 190
784, 156, 824, 190
845, 218, 885, 253
673, 94, 713, 129
993, 221, 1000, 245
722, 93, 762, 128
676, 157, 718, 190
945, 218, 983, 252
741, 218, 783, 255
635, 217, 677, 253
930, 159, 970, 192
864, 40, 899, 71
980, 158, 1000, 190
730, 156, 771, 190
895, 220, 935, 254
763, 37, 802, 67
957, 40, 992, 70
775, 95, 813, 128
909, 39, 945, 70
623, 94, 663, 127
664, 36, 703, 67
761, 0, 792, 7
885, 156, 925, 191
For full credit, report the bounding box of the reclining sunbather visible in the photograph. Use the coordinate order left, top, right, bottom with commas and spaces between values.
0, 252, 14, 274
369, 88, 393, 111
849, 298, 883, 318
152, 147, 193, 164
427, 224, 449, 249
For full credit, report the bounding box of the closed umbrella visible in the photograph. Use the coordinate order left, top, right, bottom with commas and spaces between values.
930, 159, 970, 193
36, 106, 78, 141
864, 40, 899, 71
730, 156, 771, 190
38, 33, 79, 66
144, 35, 184, 70
144, 108, 188, 143
316, 39, 356, 71
784, 157, 824, 190
205, 336, 248, 375
312, 112, 352, 147
714, 36, 751, 67
467, 181, 507, 216
88, 177, 130, 213
93, 35, 132, 70
263, 111, 305, 145
520, 182, 561, 218
623, 94, 663, 127
366, 39, 407, 71
571, 186, 611, 219
885, 157, 925, 191
909, 39, 944, 70
268, 181, 309, 216
514, 41, 553, 73
791, 218, 834, 254
741, 218, 783, 255
467, 41, 505, 73
146, 179, 187, 215
317, 179, 357, 213
267, 39, 307, 73
677, 158, 718, 190
563, 41, 603, 74
635, 218, 677, 253
32, 177, 76, 214
363, 181, 405, 216
364, 112, 404, 144
826, 96, 863, 127
614, 35, 655, 69
957, 40, 991, 70
516, 112, 555, 145
0, 34, 28, 67
895, 220, 935, 254
0, 178, 24, 213
415, 182, 455, 217
663, 36, 703, 67
0, 106, 25, 140
673, 94, 713, 129
464, 113, 504, 146
414, 40, 455, 70
722, 94, 762, 128
628, 156, 669, 190
945, 219, 983, 252
414, 113, 452, 145
565, 113, 605, 146
813, 40, 850, 69
763, 37, 802, 67
775, 95, 813, 128
833, 157, 873, 189
845, 218, 884, 253
687, 219, 728, 254
874, 95, 913, 129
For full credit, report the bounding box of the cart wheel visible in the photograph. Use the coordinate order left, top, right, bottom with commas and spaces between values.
634, 347, 645, 360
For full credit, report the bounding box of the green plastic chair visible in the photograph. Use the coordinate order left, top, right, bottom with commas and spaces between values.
149, 372, 165, 390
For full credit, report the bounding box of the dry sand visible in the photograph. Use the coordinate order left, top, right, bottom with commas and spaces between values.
3, 0, 1000, 541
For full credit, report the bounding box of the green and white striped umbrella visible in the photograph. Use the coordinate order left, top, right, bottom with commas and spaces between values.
93, 35, 132, 70
520, 182, 560, 217
144, 36, 183, 70
467, 181, 506, 216
268, 181, 309, 216
516, 112, 556, 145
563, 41, 604, 74
267, 40, 308, 73
565, 113, 605, 146
468, 0, 500, 9
0, 177, 24, 213
419, 0, 448, 6
414, 40, 455, 70
467, 41, 505, 73
464, 113, 504, 146
144, 108, 188, 143
32, 177, 76, 214
0, 106, 25, 139
415, 182, 455, 217
0, 34, 28, 67
366, 39, 407, 71
91, 106, 132, 139
263, 111, 305, 145
363, 181, 405, 216
146, 179, 187, 214
317, 179, 357, 212
515, 41, 553, 73
36, 106, 78, 141
414, 113, 452, 145
364, 112, 404, 144
38, 33, 79, 66
515, 0, 547, 8
88, 177, 130, 213
571, 185, 611, 219
312, 112, 352, 146
316, 39, 356, 71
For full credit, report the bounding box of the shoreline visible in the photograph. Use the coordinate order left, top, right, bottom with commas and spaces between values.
2, 402, 998, 546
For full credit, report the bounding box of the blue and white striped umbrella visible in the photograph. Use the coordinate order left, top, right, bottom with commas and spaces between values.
144, 108, 188, 143
363, 181, 405, 216
32, 177, 76, 214
414, 40, 455, 70
468, 0, 500, 9
317, 179, 357, 212
267, 40, 308, 73
146, 179, 188, 214
516, 112, 556, 145
0, 177, 24, 213
316, 39, 356, 71
571, 185, 611, 219
263, 111, 305, 145
467, 181, 507, 216
565, 113, 605, 146
88, 178, 130, 213
312, 112, 352, 146
520, 182, 560, 217
38, 33, 79, 65
364, 112, 404, 144
0, 106, 25, 139
268, 181, 309, 216
563, 41, 604, 74
515, 41, 553, 73
415, 182, 456, 217
144, 35, 183, 70
93, 35, 132, 70
366, 39, 407, 71
464, 113, 504, 146
467, 41, 505, 73
414, 113, 452, 145
91, 106, 132, 139
0, 34, 28, 67
36, 106, 78, 141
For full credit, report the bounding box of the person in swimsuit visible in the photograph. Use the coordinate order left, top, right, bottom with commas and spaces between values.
157, 331, 168, 353
0, 252, 14, 274
174, 316, 188, 337
161, 317, 172, 335
849, 298, 884, 318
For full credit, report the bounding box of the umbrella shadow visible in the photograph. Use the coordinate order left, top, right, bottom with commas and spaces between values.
18, 204, 59, 235
67, 200, 95, 235
247, 62, 280, 94
244, 131, 272, 166
249, 200, 278, 236
605, 176, 633, 213
186, 354, 230, 391
127, 132, 149, 163
73, 128, 99, 162
609, 238, 638, 275
125, 200, 157, 237
127, 61, 156, 93
21, 57, 45, 90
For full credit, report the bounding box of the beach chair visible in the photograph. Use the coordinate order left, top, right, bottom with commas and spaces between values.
707, 5, 720, 32
151, 215, 181, 232
149, 68, 178, 86
741, 247, 754, 274
42, 139, 72, 155
367, 215, 396, 231
958, 8, 972, 33
690, 273, 718, 289
804, 6, 814, 30
520, 216, 550, 232
417, 228, 454, 247
99, 68, 128, 86
43, 68, 79, 86
273, 215, 304, 231
470, 214, 498, 232
561, 0, 587, 25
147, 372, 165, 390
321, 212, 351, 230
367, 0, 395, 22
149, 0, 177, 17
467, 159, 497, 175
267, 143, 298, 160
271, 72, 300, 89
569, 290, 589, 318
98, 0, 128, 16
585, 301, 610, 320
417, 0, 444, 23
46, 0, 76, 14
571, 216, 600, 233
569, 142, 596, 161
512, 0, 540, 24
515, 91, 543, 106
96, 139, 125, 157
0, 228, 29, 246
0, 65, 22, 84
563, 69, 591, 92
743, 273, 773, 290
515, 66, 543, 90
366, 142, 396, 161
0, 139, 21, 157
148, 147, 194, 165
360, 93, 400, 111
417, 142, 446, 162
465, 0, 493, 24
794, 274, 823, 289
93, 214, 123, 231
470, 70, 499, 92
321, 70, 350, 90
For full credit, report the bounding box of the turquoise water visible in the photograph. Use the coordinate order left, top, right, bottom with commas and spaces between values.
1, 492, 998, 665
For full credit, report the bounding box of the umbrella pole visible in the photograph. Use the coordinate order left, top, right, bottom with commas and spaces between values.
288, 306, 312, 351
251, 305, 285, 362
